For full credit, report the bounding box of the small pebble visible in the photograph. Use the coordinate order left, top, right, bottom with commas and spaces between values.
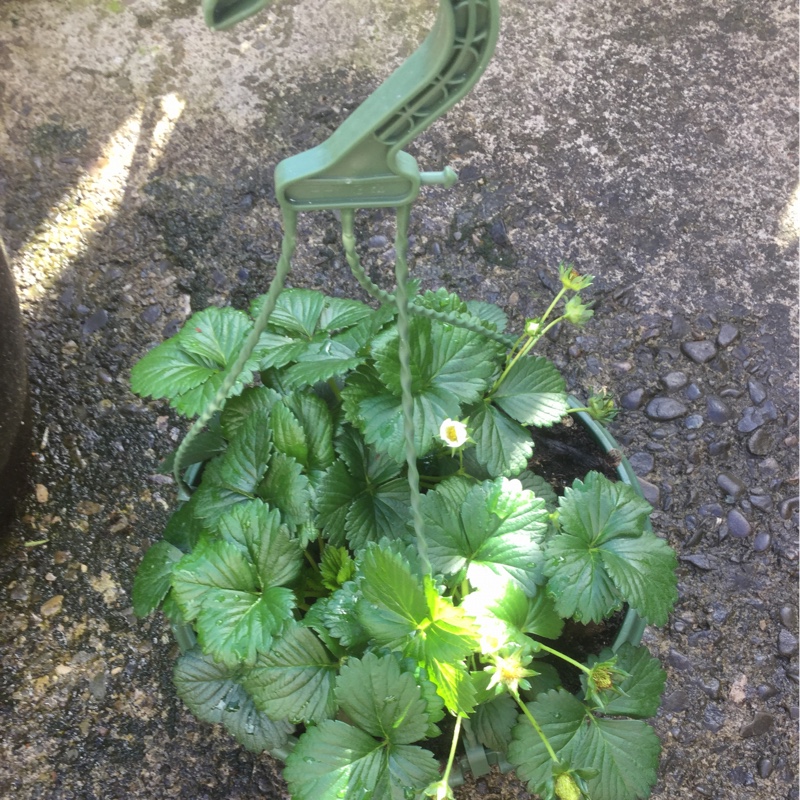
638, 478, 660, 506
662, 371, 688, 391
82, 309, 109, 335
35, 484, 49, 503
727, 509, 751, 538
753, 532, 771, 552
662, 689, 691, 712
702, 703, 726, 732
489, 219, 510, 246
685, 382, 702, 400
757, 757, 774, 779
680, 554, 715, 571
699, 678, 721, 699
685, 414, 704, 429
748, 380, 767, 404
671, 315, 691, 337
738, 407, 765, 433
708, 440, 730, 456
40, 595, 64, 617
668, 649, 694, 671
749, 494, 773, 512
778, 629, 798, 656
140, 304, 162, 324
780, 606, 798, 629
740, 712, 774, 738
646, 397, 687, 421
628, 452, 655, 476
717, 323, 739, 347
682, 340, 717, 363
756, 684, 779, 700
707, 396, 733, 424
367, 235, 388, 248
620, 388, 644, 410
747, 429, 773, 456
760, 400, 778, 421
717, 472, 746, 499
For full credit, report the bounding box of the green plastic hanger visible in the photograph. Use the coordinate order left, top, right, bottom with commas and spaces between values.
203, 0, 500, 212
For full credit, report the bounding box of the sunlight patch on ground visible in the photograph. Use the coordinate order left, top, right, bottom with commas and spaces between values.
776, 179, 800, 249
13, 93, 186, 306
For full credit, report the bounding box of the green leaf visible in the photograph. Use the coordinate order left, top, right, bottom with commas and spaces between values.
159, 427, 227, 474
284, 391, 336, 474
508, 690, 586, 793
544, 472, 675, 624
244, 622, 337, 724
465, 299, 508, 333
171, 538, 295, 667
310, 582, 370, 649
516, 471, 558, 512
584, 643, 667, 718
316, 428, 409, 547
318, 296, 374, 332
257, 452, 311, 530
132, 539, 184, 617
162, 496, 205, 552
470, 403, 533, 477
282, 335, 365, 390
348, 317, 502, 460
558, 471, 653, 547
216, 501, 302, 588
320, 546, 356, 591
284, 720, 439, 800
131, 308, 260, 417
131, 338, 215, 402
462, 581, 564, 646
508, 689, 661, 800
470, 692, 518, 752
257, 288, 325, 339
217, 414, 273, 496
357, 547, 428, 649
422, 478, 549, 594
252, 330, 308, 371
220, 386, 280, 439
177, 307, 252, 367
174, 648, 294, 754
336, 653, 431, 744
492, 356, 568, 427
269, 401, 309, 465
599, 532, 678, 625
357, 548, 479, 715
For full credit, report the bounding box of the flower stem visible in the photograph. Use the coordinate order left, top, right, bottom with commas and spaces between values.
534, 642, 592, 675
511, 689, 559, 763
441, 714, 463, 789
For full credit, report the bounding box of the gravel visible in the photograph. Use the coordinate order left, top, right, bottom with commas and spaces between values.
0, 1, 797, 800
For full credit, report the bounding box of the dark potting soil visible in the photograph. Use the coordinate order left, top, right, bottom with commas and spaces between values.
527, 417, 621, 494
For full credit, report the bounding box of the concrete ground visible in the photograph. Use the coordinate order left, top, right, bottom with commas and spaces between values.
0, 1, 797, 798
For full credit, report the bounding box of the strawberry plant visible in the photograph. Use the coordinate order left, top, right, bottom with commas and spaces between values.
130, 266, 677, 800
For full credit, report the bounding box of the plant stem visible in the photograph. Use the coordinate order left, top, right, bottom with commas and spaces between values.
540, 286, 568, 327
490, 312, 566, 394
441, 714, 463, 789
534, 642, 592, 675
511, 689, 559, 763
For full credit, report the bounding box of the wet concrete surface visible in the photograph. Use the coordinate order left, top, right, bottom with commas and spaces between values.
0, 1, 797, 798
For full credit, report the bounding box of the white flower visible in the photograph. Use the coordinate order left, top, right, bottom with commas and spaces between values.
439, 418, 468, 448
